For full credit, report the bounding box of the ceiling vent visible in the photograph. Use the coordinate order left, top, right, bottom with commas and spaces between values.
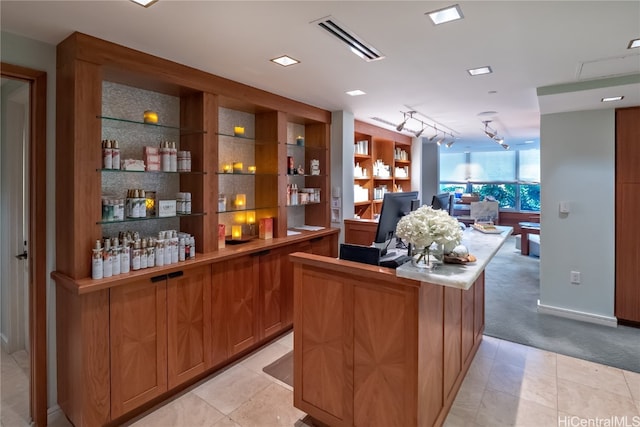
313, 16, 385, 62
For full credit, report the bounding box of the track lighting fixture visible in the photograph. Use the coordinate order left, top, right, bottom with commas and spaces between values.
483, 120, 508, 148
415, 123, 426, 138
396, 111, 415, 132
446, 139, 456, 148
428, 126, 439, 141
435, 137, 445, 146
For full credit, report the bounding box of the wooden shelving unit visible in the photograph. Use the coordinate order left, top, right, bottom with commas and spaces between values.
53, 31, 335, 427
353, 120, 413, 219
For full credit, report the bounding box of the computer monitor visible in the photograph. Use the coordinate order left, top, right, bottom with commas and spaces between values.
431, 193, 451, 212
374, 191, 419, 255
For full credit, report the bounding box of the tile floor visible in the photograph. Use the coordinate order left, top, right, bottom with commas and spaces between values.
2, 332, 639, 427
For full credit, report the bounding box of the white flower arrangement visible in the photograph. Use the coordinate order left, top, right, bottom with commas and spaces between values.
395, 205, 463, 252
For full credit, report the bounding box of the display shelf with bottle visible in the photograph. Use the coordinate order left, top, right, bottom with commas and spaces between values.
353, 121, 412, 219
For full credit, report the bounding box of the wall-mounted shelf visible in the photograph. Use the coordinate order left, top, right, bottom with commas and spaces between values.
98, 212, 206, 225
100, 169, 207, 175
99, 115, 206, 135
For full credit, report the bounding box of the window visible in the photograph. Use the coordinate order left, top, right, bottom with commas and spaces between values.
439, 149, 540, 212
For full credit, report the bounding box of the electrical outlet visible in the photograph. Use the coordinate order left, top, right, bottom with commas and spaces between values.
570, 271, 581, 284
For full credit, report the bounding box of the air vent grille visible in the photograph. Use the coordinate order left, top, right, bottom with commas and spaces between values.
314, 16, 385, 62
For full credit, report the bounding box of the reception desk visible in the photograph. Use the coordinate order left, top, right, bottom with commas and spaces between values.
291, 227, 512, 427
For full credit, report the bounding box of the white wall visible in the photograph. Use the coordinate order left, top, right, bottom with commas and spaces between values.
539, 109, 615, 322
331, 110, 355, 244
1, 31, 58, 406
420, 141, 440, 205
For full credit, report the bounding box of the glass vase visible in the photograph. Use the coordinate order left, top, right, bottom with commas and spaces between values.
411, 243, 444, 270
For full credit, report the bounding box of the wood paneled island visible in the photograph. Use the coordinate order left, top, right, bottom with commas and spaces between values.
291, 227, 512, 427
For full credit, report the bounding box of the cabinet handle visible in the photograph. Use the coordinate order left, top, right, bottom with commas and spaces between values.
252, 250, 270, 257
150, 274, 167, 283
310, 237, 323, 243
168, 271, 184, 279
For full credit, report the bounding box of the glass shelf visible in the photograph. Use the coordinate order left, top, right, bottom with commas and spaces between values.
98, 212, 206, 225
99, 169, 207, 175
217, 172, 278, 176
283, 142, 326, 151
286, 174, 326, 178
286, 201, 323, 207
217, 206, 278, 214
216, 132, 255, 141
98, 115, 206, 135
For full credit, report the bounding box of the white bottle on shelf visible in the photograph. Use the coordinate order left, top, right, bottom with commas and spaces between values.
102, 239, 112, 278
91, 240, 103, 280
120, 238, 130, 274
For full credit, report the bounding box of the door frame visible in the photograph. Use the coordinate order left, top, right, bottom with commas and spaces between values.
2, 62, 48, 427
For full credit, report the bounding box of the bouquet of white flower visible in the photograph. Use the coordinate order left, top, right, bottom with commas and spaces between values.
395, 205, 463, 267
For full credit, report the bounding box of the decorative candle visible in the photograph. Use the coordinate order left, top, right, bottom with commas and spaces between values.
246, 211, 256, 224
234, 212, 246, 223
218, 224, 226, 249
231, 225, 242, 240
143, 110, 158, 124
296, 136, 304, 145
234, 194, 246, 209
247, 165, 256, 174
222, 163, 233, 173
234, 126, 245, 136
233, 162, 243, 173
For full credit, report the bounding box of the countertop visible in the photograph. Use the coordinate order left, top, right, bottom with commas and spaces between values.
395, 226, 513, 290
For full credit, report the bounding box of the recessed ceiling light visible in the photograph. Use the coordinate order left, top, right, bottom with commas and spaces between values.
426, 4, 464, 25
602, 96, 624, 102
468, 66, 492, 76
130, 0, 158, 7
346, 89, 366, 96
270, 55, 300, 67
628, 38, 640, 49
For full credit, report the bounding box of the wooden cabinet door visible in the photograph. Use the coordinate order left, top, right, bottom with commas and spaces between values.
310, 234, 338, 258
110, 278, 167, 419
167, 266, 212, 389
259, 249, 285, 339
217, 255, 259, 356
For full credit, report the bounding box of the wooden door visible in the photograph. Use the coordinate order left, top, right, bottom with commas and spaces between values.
110, 278, 167, 419
167, 267, 212, 389
259, 249, 285, 339
218, 255, 259, 355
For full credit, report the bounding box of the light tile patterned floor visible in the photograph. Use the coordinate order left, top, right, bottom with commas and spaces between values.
2, 332, 639, 427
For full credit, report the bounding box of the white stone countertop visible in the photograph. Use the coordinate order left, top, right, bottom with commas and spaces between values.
395, 226, 513, 290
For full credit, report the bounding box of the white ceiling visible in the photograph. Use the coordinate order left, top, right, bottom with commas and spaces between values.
2, 0, 639, 152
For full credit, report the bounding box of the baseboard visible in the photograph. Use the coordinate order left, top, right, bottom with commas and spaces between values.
537, 300, 618, 327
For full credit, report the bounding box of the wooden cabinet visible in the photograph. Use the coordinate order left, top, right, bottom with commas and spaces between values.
213, 255, 260, 356
616, 106, 640, 323
259, 248, 287, 338
292, 253, 487, 427
354, 120, 412, 219
53, 30, 336, 426
110, 279, 168, 419
167, 266, 212, 388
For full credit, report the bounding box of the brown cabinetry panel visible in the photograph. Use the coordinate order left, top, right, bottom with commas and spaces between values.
615, 107, 640, 323
296, 270, 349, 424
353, 285, 413, 427
259, 249, 285, 339
474, 273, 485, 342
443, 287, 462, 400
110, 279, 168, 419
167, 266, 212, 389
214, 255, 260, 355
282, 241, 312, 326
615, 183, 640, 322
